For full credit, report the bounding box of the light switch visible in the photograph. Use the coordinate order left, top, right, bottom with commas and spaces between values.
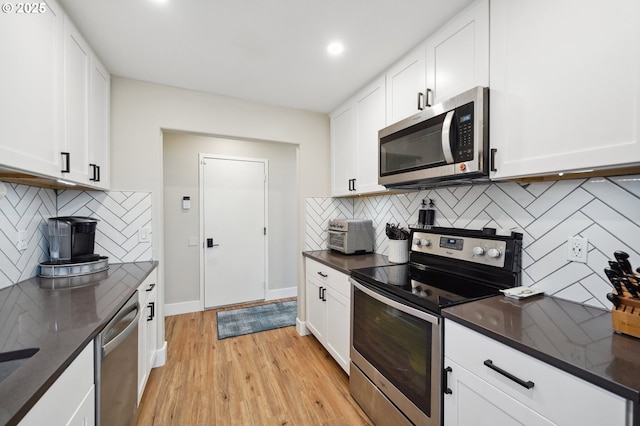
138, 227, 151, 243
17, 230, 27, 250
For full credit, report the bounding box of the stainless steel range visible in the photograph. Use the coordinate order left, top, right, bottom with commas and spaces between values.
349, 227, 522, 426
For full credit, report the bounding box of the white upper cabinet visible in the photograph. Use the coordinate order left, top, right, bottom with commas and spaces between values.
384, 0, 489, 126
0, 0, 110, 190
330, 103, 357, 196
63, 18, 91, 184
385, 44, 427, 124
89, 55, 110, 189
353, 77, 387, 194
490, 0, 640, 179
0, 0, 64, 177
331, 76, 386, 197
425, 0, 489, 105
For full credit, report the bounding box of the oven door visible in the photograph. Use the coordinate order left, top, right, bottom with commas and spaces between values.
350, 278, 442, 426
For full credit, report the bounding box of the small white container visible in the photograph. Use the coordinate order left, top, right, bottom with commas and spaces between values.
388, 239, 409, 264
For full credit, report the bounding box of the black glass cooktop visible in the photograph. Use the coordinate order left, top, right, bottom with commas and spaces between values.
351, 263, 504, 314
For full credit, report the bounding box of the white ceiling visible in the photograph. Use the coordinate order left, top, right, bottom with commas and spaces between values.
59, 0, 474, 114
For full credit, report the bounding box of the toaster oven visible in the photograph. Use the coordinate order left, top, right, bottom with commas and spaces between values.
327, 219, 374, 254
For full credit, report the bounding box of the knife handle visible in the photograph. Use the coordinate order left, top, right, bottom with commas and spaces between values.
614, 251, 633, 274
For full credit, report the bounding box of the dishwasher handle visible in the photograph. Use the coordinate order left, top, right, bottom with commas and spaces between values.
102, 302, 140, 358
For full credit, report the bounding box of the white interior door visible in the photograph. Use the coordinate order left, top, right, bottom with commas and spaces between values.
202, 156, 267, 308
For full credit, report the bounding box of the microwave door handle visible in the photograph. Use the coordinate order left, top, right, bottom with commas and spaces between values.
441, 110, 455, 164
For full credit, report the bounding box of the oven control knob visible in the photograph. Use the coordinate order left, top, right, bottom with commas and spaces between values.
413, 238, 420, 246
420, 239, 431, 247
488, 248, 502, 258
473, 246, 485, 256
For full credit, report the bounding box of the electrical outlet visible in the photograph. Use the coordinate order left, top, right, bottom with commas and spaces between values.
567, 236, 588, 263
17, 230, 27, 251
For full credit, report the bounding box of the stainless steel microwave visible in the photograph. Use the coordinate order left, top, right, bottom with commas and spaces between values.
378, 86, 489, 188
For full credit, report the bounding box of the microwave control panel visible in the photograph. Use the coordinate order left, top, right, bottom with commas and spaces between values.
454, 102, 474, 163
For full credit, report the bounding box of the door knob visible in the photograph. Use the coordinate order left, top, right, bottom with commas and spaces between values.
206, 238, 220, 248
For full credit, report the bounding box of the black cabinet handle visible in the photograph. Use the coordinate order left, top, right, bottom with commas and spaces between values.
484, 359, 534, 389
348, 179, 353, 191
321, 287, 326, 302
443, 366, 453, 394
89, 164, 98, 181
317, 271, 328, 278
318, 286, 323, 300
95, 165, 100, 182
61, 152, 70, 173
490, 148, 498, 172
147, 301, 155, 321
417, 92, 424, 111
425, 88, 432, 108
352, 179, 356, 192
146, 283, 156, 292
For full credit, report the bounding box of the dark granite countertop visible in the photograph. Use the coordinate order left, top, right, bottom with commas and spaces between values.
303, 250, 394, 274
0, 261, 157, 426
443, 295, 640, 403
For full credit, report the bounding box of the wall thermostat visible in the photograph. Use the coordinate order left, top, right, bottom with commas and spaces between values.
182, 196, 191, 210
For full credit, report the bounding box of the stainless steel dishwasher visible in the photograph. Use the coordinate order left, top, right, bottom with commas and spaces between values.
95, 292, 139, 426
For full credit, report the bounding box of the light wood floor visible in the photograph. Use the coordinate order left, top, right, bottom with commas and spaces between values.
137, 299, 372, 426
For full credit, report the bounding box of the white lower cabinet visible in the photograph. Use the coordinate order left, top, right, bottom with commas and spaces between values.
19, 342, 95, 426
444, 320, 631, 426
305, 258, 351, 374
137, 270, 159, 403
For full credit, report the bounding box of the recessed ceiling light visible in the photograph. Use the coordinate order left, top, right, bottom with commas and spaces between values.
327, 41, 345, 56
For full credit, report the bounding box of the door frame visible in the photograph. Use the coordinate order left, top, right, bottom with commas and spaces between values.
198, 153, 269, 310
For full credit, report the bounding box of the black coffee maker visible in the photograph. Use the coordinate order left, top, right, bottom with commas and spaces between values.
48, 216, 100, 263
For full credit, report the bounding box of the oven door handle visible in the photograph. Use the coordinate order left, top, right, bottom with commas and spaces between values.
350, 278, 440, 325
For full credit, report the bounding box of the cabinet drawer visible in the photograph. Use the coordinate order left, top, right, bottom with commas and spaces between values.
305, 258, 350, 298
138, 270, 157, 306
445, 321, 628, 426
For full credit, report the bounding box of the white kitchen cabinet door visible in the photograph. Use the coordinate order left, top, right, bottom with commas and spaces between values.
330, 103, 357, 196
305, 275, 327, 341
324, 288, 350, 374
444, 358, 554, 426
88, 54, 110, 190
0, 0, 64, 177
385, 43, 427, 124
354, 76, 387, 194
19, 342, 94, 426
490, 0, 640, 180
63, 17, 91, 185
137, 271, 157, 403
425, 0, 489, 105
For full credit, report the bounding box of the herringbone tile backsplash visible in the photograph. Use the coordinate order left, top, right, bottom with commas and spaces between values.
306, 175, 640, 309
0, 182, 152, 290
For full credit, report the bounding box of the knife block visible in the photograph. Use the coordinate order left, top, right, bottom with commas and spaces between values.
611, 293, 640, 339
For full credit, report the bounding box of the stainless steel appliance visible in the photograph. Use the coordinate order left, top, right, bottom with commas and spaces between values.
378, 86, 489, 189
327, 219, 374, 254
95, 292, 139, 426
350, 227, 522, 425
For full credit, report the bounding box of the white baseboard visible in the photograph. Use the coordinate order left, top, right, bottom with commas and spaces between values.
165, 287, 297, 317
153, 340, 167, 367
296, 317, 310, 336
266, 286, 297, 300
164, 300, 201, 316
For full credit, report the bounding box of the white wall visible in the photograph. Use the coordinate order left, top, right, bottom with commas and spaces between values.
110, 77, 330, 332
163, 132, 298, 307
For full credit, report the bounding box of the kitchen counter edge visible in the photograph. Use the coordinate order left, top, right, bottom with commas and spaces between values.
302, 250, 394, 275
